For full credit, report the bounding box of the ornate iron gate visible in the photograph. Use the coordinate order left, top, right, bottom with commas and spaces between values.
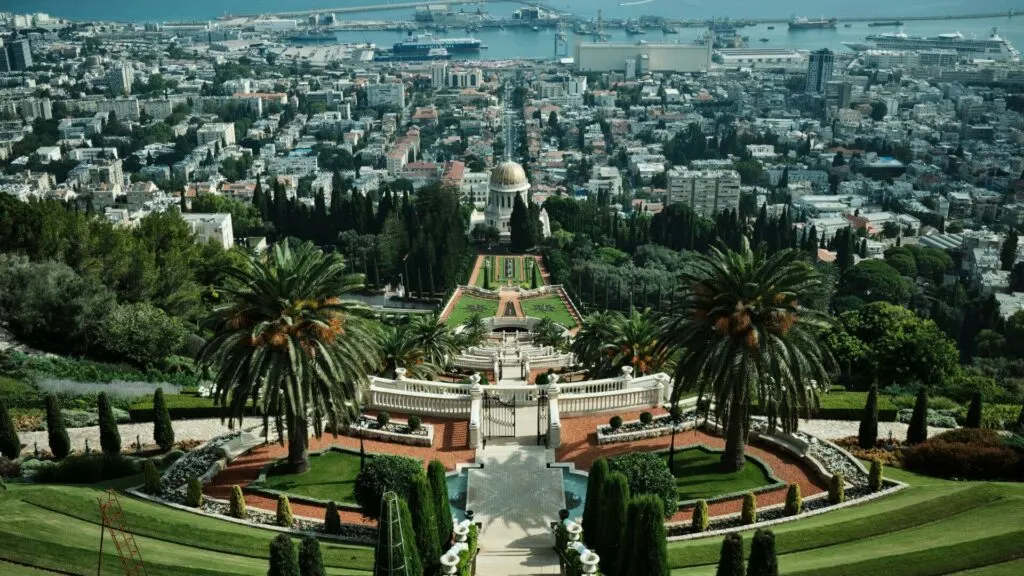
483, 394, 516, 439
536, 390, 549, 447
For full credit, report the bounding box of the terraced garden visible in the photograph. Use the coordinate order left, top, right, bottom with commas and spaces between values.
667, 467, 1024, 575
521, 295, 577, 328
445, 294, 499, 326
474, 255, 542, 290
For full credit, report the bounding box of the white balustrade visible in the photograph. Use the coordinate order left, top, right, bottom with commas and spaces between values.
558, 383, 663, 416
369, 386, 471, 417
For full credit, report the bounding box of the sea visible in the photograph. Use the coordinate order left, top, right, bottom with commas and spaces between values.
7, 0, 1024, 61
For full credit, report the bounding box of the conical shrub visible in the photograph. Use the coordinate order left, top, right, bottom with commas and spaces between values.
691, 499, 709, 532
599, 472, 630, 575
869, 461, 884, 493
783, 484, 801, 516
715, 533, 745, 576
153, 388, 175, 451
298, 535, 325, 576
907, 388, 929, 445
965, 392, 983, 429
0, 397, 21, 459
858, 384, 879, 449
45, 394, 70, 459
373, 491, 423, 576
427, 460, 453, 547
268, 533, 299, 576
98, 392, 121, 455
828, 473, 845, 504
407, 474, 440, 576
143, 459, 161, 494
229, 485, 247, 518
277, 494, 294, 527
581, 457, 608, 549
186, 477, 203, 508
741, 492, 757, 525
624, 495, 668, 576
324, 501, 341, 535
746, 529, 778, 576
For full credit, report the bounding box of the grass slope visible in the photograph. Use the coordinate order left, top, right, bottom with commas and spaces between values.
0, 484, 372, 576
662, 448, 775, 502
521, 295, 576, 327
260, 450, 361, 503
668, 468, 1024, 576
446, 294, 499, 326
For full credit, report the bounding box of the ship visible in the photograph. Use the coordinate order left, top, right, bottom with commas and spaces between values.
626, 24, 646, 35
375, 47, 451, 62
392, 34, 483, 55
863, 28, 1020, 61
662, 26, 679, 34
767, 25, 774, 30
788, 16, 838, 30
841, 41, 873, 52
868, 20, 904, 27
759, 37, 770, 42
285, 29, 337, 43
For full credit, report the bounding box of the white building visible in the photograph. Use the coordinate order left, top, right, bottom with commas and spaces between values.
182, 213, 234, 249
107, 64, 134, 96
666, 168, 741, 218
267, 155, 319, 175
461, 171, 490, 206
197, 123, 237, 146
367, 82, 406, 109
486, 161, 531, 241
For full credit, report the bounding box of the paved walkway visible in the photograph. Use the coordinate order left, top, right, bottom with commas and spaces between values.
19, 418, 236, 456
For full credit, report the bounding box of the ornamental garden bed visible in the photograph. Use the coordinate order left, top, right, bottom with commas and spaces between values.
658, 446, 783, 504
345, 414, 434, 447
595, 411, 697, 445
246, 447, 366, 510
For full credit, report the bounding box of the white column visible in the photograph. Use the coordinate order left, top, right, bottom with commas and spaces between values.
468, 374, 482, 449
656, 373, 672, 404
548, 380, 562, 449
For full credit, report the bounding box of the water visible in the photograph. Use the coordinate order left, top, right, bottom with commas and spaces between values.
445, 466, 588, 522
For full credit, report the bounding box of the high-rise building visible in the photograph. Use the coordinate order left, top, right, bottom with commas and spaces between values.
366, 82, 406, 109
2, 39, 32, 72
666, 168, 741, 218
431, 63, 447, 89
825, 80, 852, 109
806, 49, 834, 94
106, 64, 134, 96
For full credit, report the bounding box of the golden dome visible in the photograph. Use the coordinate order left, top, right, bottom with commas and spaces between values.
490, 161, 529, 187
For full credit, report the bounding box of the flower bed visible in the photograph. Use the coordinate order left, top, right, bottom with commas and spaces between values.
348, 415, 433, 447
595, 411, 697, 445
159, 432, 242, 493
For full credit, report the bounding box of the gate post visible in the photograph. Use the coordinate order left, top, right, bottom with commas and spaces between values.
468, 374, 483, 449
547, 380, 562, 449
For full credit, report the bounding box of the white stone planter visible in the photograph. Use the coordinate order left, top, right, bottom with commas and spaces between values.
351, 420, 434, 447
595, 419, 696, 445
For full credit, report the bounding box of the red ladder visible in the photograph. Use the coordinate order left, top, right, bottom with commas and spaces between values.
97, 490, 148, 576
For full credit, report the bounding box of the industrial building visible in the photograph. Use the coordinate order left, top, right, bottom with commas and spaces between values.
574, 41, 712, 74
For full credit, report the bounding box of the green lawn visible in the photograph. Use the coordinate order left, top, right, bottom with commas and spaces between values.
446, 294, 499, 326
521, 295, 576, 328
474, 255, 541, 290
662, 448, 776, 502
0, 482, 373, 576
668, 467, 1024, 576
259, 450, 361, 504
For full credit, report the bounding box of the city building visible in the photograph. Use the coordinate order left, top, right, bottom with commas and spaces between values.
106, 64, 134, 96
665, 168, 741, 218
182, 213, 234, 249
486, 161, 531, 241
575, 42, 712, 74
1, 38, 32, 72
806, 49, 834, 94
196, 123, 237, 146
367, 82, 406, 109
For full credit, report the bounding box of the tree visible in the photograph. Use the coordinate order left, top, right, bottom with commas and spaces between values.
230, 485, 247, 518
870, 101, 888, 122
153, 388, 175, 451
373, 492, 423, 576
277, 495, 294, 527
573, 308, 672, 377
858, 384, 879, 449
783, 484, 801, 516
691, 500, 709, 532
97, 392, 121, 455
715, 533, 746, 576
268, 534, 299, 576
598, 472, 630, 575
45, 394, 70, 459
407, 474, 440, 576
582, 458, 608, 549
1001, 230, 1019, 272
620, 495, 669, 576
186, 477, 204, 507
746, 529, 778, 576
299, 536, 326, 576
828, 472, 845, 504
965, 391, 983, 428
661, 240, 834, 472
199, 242, 379, 473
839, 260, 913, 306
427, 460, 453, 548
509, 193, 535, 252
907, 388, 929, 445
0, 398, 21, 460
324, 501, 341, 534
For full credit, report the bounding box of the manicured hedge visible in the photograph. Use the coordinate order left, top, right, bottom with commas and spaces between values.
128, 395, 260, 422
903, 428, 1024, 480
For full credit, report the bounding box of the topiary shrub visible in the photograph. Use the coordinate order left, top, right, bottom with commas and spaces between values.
143, 459, 161, 494
747, 529, 778, 576
407, 415, 422, 432
620, 495, 668, 576
716, 533, 745, 576
784, 484, 801, 516
427, 460, 453, 547
869, 461, 884, 492
741, 492, 757, 525
691, 499, 709, 532
858, 384, 879, 450
97, 392, 121, 456
828, 473, 845, 504
353, 454, 422, 518
598, 472, 630, 573
907, 388, 929, 445
45, 394, 70, 459
277, 494, 294, 527
639, 411, 654, 425
0, 398, 21, 460
373, 491, 422, 576
609, 415, 623, 430
152, 388, 175, 452
298, 535, 325, 576
186, 477, 203, 508
324, 501, 341, 534
268, 533, 298, 576
581, 458, 608, 549
376, 412, 390, 428
903, 428, 1023, 480
407, 473, 440, 576
608, 452, 677, 517
230, 485, 247, 518
965, 391, 983, 429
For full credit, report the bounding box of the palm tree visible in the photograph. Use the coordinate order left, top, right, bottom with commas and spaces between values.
572, 309, 673, 377
199, 241, 380, 473
661, 239, 834, 472
572, 310, 619, 377
378, 323, 441, 380
405, 314, 460, 367
456, 314, 488, 351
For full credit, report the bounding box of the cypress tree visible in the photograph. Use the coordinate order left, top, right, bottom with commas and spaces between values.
152, 388, 175, 451
746, 529, 778, 576
624, 495, 669, 576
373, 492, 422, 576
783, 484, 802, 516
869, 461, 884, 493
741, 492, 757, 525
599, 472, 630, 575
407, 474, 440, 576
277, 495, 294, 527
858, 384, 879, 449
186, 477, 204, 507
324, 501, 342, 535
298, 536, 326, 576
268, 534, 299, 576
716, 533, 745, 576
907, 388, 929, 445
691, 500, 709, 533
427, 460, 453, 547
97, 392, 121, 455
45, 394, 70, 459
230, 485, 247, 518
965, 391, 983, 428
828, 473, 845, 504
143, 459, 161, 494
0, 398, 21, 459
581, 458, 609, 549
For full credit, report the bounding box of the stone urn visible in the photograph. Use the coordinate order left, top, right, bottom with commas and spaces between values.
579, 550, 601, 574
565, 520, 583, 543
439, 552, 460, 575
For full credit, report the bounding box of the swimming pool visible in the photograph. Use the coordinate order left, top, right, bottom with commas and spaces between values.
444, 466, 588, 522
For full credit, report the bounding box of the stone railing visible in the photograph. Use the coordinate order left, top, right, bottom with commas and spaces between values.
369, 386, 471, 418
451, 356, 494, 372
456, 285, 502, 299
530, 354, 574, 370
370, 375, 472, 396
559, 380, 664, 416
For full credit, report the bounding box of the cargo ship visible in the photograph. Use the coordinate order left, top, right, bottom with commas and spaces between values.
868, 20, 904, 27
863, 28, 1020, 61
374, 47, 451, 62
788, 16, 838, 30
392, 34, 483, 55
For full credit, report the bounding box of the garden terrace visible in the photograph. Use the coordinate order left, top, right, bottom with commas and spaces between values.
661, 446, 780, 502
472, 255, 544, 290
